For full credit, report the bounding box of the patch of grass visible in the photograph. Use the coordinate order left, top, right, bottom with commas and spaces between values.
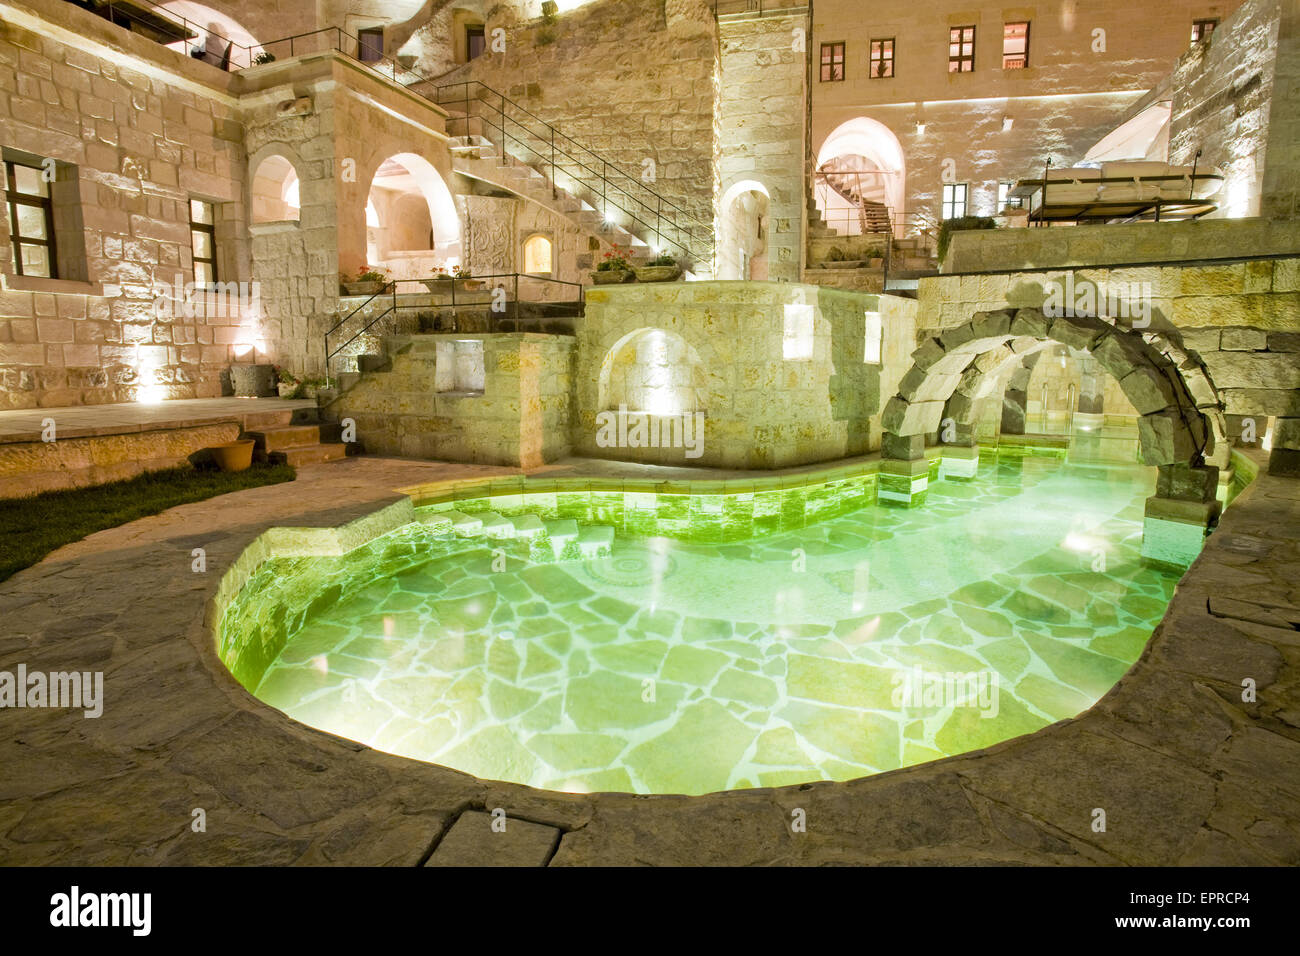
0, 462, 295, 583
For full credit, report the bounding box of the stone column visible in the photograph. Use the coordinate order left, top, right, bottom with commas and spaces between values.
1141, 463, 1221, 567
1000, 353, 1040, 435
1268, 416, 1300, 477
939, 422, 979, 480
878, 432, 929, 507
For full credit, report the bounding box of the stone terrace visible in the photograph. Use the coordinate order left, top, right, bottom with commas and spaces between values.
1, 452, 1298, 865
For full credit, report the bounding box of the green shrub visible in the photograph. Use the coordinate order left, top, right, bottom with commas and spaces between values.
937, 216, 996, 262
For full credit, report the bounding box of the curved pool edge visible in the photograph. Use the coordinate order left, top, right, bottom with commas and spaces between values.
1, 450, 1295, 866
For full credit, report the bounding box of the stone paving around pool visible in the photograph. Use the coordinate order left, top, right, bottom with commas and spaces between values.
1, 453, 1299, 866
229, 459, 1180, 796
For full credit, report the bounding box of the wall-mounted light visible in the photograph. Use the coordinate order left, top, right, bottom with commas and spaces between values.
1002, 116, 1014, 132
916, 122, 927, 136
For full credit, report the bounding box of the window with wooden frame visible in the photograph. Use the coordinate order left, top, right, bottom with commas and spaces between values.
820, 42, 845, 82
1190, 19, 1218, 43
869, 38, 894, 78
189, 199, 218, 286
1003, 21, 1029, 69
998, 182, 1024, 210
358, 26, 384, 62
4, 157, 58, 278
466, 24, 486, 61
948, 25, 975, 73
942, 182, 969, 219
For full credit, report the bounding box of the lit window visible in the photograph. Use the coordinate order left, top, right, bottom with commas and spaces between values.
998, 182, 1023, 211
1003, 21, 1029, 69
869, 38, 894, 78
864, 311, 882, 364
358, 26, 384, 63
820, 42, 845, 82
190, 199, 218, 285
948, 25, 975, 73
942, 183, 968, 220
1191, 19, 1218, 43
523, 234, 553, 275
3, 157, 57, 278
783, 303, 815, 360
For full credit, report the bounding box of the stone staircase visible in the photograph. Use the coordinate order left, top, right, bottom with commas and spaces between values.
444, 118, 655, 264
242, 407, 360, 467
422, 507, 616, 562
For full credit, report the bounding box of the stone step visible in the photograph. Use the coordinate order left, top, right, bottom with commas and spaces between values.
478, 511, 514, 538
240, 409, 297, 429
577, 524, 615, 558
356, 353, 391, 373
246, 424, 321, 452
441, 510, 483, 536
509, 513, 545, 538
268, 442, 350, 466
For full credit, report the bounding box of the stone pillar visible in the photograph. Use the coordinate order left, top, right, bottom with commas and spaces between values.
879, 432, 929, 507
1141, 463, 1222, 568
1000, 353, 1039, 435
939, 422, 979, 480
1268, 416, 1300, 477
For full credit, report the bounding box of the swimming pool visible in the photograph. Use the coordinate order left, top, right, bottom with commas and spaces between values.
218, 454, 1197, 795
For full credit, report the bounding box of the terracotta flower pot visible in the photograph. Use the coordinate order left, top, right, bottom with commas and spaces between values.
592, 269, 634, 285
633, 264, 682, 283
210, 439, 255, 473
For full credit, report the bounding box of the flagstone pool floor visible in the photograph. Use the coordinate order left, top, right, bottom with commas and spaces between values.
1, 452, 1299, 865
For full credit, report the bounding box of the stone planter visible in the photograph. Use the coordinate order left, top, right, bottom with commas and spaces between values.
230, 364, 276, 397
210, 439, 255, 473
592, 269, 635, 285
633, 265, 682, 283
341, 281, 385, 297
277, 381, 300, 399
423, 279, 485, 294
869, 257, 884, 268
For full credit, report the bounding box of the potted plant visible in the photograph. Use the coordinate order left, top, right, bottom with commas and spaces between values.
209, 439, 256, 472
423, 266, 454, 293
592, 247, 635, 285
452, 265, 484, 292
230, 364, 276, 397
274, 365, 301, 399
300, 376, 328, 400
634, 253, 682, 283
340, 265, 389, 296
253, 50, 276, 65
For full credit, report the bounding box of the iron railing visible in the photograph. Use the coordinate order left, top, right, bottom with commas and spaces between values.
428, 80, 713, 267
712, 1, 808, 17
324, 275, 584, 382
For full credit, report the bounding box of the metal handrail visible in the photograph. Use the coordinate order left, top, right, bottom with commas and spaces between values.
324, 274, 585, 381
95, 0, 261, 69
431, 80, 713, 264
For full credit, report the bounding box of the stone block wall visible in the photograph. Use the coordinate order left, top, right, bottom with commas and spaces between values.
1168, 0, 1287, 219
574, 281, 916, 469
430, 0, 719, 266
326, 332, 573, 467
0, 0, 249, 409
718, 11, 807, 281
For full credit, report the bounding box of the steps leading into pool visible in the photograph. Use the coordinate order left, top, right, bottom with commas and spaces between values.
421, 509, 614, 561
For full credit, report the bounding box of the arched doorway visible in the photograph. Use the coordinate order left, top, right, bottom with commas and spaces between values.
718, 180, 770, 280
362, 153, 461, 280
815, 118, 906, 236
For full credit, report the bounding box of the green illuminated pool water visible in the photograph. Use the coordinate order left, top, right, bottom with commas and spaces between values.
221, 456, 1184, 795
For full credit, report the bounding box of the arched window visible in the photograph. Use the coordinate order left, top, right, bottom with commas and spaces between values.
251, 155, 299, 223
523, 234, 553, 276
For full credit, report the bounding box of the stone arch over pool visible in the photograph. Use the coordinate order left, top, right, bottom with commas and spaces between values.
879, 307, 1230, 567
